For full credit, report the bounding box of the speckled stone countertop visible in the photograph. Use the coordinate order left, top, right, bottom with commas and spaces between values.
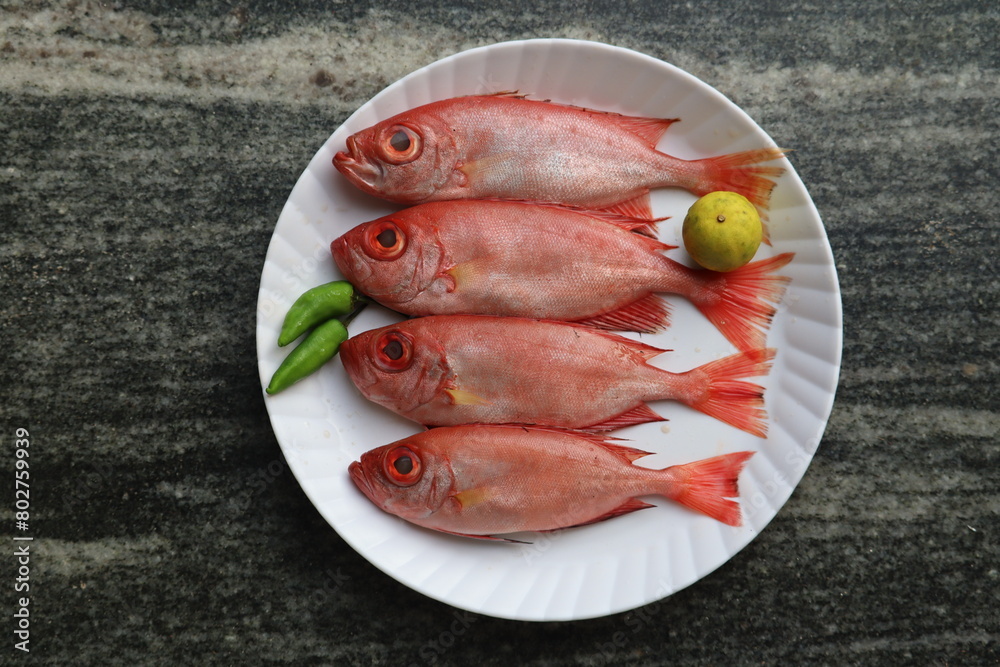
1, 1, 997, 664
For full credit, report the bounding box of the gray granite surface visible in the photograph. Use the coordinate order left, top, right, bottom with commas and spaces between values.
1, 0, 998, 664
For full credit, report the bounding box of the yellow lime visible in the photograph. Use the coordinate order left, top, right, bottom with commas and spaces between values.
682, 191, 763, 272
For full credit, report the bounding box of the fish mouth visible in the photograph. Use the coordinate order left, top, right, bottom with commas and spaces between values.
338, 337, 375, 394
329, 236, 350, 273
330, 236, 374, 285
338, 338, 360, 380
333, 136, 383, 191
348, 460, 377, 503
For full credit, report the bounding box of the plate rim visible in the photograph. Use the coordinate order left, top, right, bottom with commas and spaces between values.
256, 37, 843, 621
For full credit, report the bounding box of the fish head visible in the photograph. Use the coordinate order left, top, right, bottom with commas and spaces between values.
330, 210, 444, 309
339, 323, 450, 415
333, 113, 457, 204
349, 437, 454, 520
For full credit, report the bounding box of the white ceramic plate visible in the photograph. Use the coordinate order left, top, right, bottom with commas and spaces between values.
256, 39, 842, 621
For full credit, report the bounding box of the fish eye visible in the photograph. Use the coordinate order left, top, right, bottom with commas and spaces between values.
380, 124, 422, 164
393, 455, 413, 474
376, 228, 397, 248
372, 330, 413, 372
363, 220, 406, 260
389, 130, 410, 153
384, 446, 422, 486
382, 339, 403, 360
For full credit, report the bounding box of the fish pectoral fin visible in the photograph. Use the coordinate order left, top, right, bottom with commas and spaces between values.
443, 261, 476, 290
456, 153, 511, 184
563, 498, 657, 529
444, 387, 492, 406
451, 487, 492, 509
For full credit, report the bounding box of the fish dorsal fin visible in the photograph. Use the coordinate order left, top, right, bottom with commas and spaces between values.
586, 403, 667, 431
598, 193, 655, 224
608, 115, 679, 147
445, 387, 492, 406
475, 95, 678, 146
550, 498, 656, 531
482, 91, 525, 99
573, 294, 672, 334
497, 200, 664, 236
549, 104, 679, 147
457, 91, 526, 101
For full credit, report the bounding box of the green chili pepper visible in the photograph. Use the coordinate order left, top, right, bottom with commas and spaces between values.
266, 318, 349, 395
278, 281, 360, 347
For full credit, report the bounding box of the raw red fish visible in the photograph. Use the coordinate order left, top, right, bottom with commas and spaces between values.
331, 200, 793, 351
339, 315, 775, 436
349, 424, 755, 537
333, 94, 785, 223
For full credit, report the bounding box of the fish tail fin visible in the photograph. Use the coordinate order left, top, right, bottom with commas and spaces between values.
662, 451, 754, 526
689, 147, 787, 238
693, 252, 794, 352
676, 348, 776, 437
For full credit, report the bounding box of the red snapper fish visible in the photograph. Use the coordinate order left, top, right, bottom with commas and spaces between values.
339, 315, 776, 436
333, 93, 785, 222
348, 424, 755, 538
331, 200, 793, 352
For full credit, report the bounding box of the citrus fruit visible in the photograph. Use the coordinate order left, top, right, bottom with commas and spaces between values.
682, 191, 763, 272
